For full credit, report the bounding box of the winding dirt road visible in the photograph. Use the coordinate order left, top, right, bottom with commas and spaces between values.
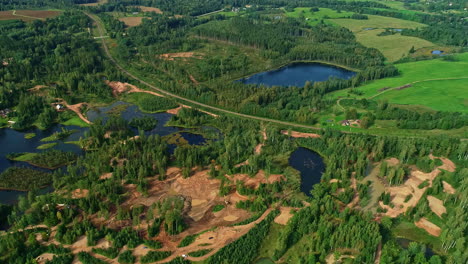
85, 12, 321, 131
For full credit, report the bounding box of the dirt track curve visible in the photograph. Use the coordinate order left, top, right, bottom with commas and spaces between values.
85, 12, 321, 131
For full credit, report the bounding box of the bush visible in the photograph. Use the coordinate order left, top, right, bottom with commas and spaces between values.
140, 251, 172, 263
177, 234, 197, 247
118, 250, 136, 264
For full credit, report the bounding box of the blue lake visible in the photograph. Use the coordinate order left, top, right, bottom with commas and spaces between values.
289, 147, 325, 196
239, 62, 356, 87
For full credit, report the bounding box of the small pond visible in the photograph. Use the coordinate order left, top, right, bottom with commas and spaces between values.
289, 147, 325, 196
431, 50, 444, 55
239, 62, 356, 87
396, 238, 436, 258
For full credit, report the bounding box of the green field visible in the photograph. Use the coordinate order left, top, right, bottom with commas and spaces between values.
285, 7, 354, 26
331, 15, 433, 61
329, 53, 468, 112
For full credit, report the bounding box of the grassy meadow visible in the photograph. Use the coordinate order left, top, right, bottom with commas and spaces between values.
285, 7, 354, 26
328, 53, 468, 112
331, 15, 433, 61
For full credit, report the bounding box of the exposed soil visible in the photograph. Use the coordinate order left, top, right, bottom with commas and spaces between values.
167, 106, 184, 115
427, 195, 446, 218
106, 80, 163, 98
133, 6, 163, 14
56, 100, 92, 124
385, 158, 400, 167
71, 189, 89, 199
159, 52, 203, 61
99, 173, 113, 180
119, 17, 150, 27
379, 156, 455, 218
442, 181, 456, 194
254, 143, 264, 154
36, 253, 56, 264
274, 207, 295, 225
227, 170, 285, 189
281, 130, 321, 138
415, 217, 441, 237
28, 85, 47, 92
0, 10, 60, 21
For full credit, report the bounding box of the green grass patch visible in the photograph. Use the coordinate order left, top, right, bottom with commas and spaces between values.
177, 234, 197, 248
188, 249, 212, 257
124, 93, 178, 113
285, 7, 354, 26
393, 221, 443, 254
40, 128, 76, 142
61, 116, 89, 127
24, 133, 36, 139
331, 15, 432, 62
212, 204, 225, 212
37, 143, 58, 150
7, 152, 38, 162
257, 222, 284, 259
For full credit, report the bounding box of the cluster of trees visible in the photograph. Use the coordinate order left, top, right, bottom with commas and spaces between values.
27, 149, 77, 169
0, 167, 51, 191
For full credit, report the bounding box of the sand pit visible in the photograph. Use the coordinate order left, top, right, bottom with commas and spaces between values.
119, 17, 149, 27
274, 207, 295, 225
281, 130, 320, 138
192, 199, 207, 206
28, 85, 47, 92
36, 253, 56, 264
159, 52, 203, 61
228, 170, 285, 189
106, 81, 164, 97
223, 215, 239, 221
134, 6, 163, 14
254, 143, 264, 154
442, 181, 456, 194
415, 218, 441, 237
71, 189, 89, 199
99, 173, 112, 180
378, 155, 454, 218
385, 158, 400, 167
167, 106, 183, 115
427, 195, 446, 218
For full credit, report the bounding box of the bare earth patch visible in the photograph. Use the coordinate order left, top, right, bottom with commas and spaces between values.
442, 181, 456, 194
71, 189, 89, 199
223, 215, 239, 221
106, 80, 164, 97
415, 217, 441, 237
119, 17, 150, 27
36, 253, 56, 264
385, 158, 400, 167
274, 207, 295, 225
159, 52, 203, 61
254, 143, 264, 154
227, 170, 285, 189
133, 6, 163, 14
427, 195, 446, 218
99, 173, 112, 180
281, 130, 321, 138
166, 106, 183, 115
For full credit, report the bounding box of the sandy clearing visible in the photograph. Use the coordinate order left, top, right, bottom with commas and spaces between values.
192, 199, 207, 206
281, 130, 321, 138
429, 154, 456, 172
36, 253, 56, 264
28, 85, 47, 92
159, 52, 203, 61
166, 106, 183, 115
234, 160, 249, 168
385, 158, 400, 167
71, 189, 89, 199
99, 173, 113, 180
427, 195, 446, 218
106, 80, 164, 97
415, 218, 441, 237
133, 6, 163, 14
119, 17, 149, 27
442, 181, 456, 194
223, 215, 239, 221
227, 170, 285, 189
274, 207, 295, 225
56, 100, 92, 124
254, 143, 264, 154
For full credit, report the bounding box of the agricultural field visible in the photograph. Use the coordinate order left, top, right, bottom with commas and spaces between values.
0, 10, 61, 22
118, 16, 150, 27
329, 52, 468, 112
285, 7, 354, 26
331, 15, 433, 61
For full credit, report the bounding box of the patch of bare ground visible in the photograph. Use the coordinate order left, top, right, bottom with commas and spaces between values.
281, 130, 321, 138
415, 217, 441, 237
274, 207, 295, 225
442, 181, 455, 194
119, 17, 150, 27
189, 75, 199, 85
159, 52, 203, 61
133, 6, 163, 14
28, 85, 47, 92
106, 80, 164, 97
385, 158, 400, 167
378, 155, 456, 218
254, 143, 264, 154
56, 99, 92, 124
227, 170, 285, 189
99, 173, 112, 180
36, 253, 56, 264
71, 189, 89, 199
427, 195, 446, 218
166, 106, 183, 115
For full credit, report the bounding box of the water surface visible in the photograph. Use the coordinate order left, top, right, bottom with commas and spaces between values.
240, 62, 356, 87
289, 147, 325, 196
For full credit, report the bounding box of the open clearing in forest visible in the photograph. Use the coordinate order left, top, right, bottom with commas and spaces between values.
331, 15, 433, 61
119, 16, 149, 27
0, 10, 60, 22
415, 217, 441, 237
133, 6, 163, 14
285, 7, 354, 26
329, 52, 468, 112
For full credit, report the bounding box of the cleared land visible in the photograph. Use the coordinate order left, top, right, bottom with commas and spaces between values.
134, 6, 163, 14
0, 10, 60, 22
285, 7, 354, 26
331, 15, 433, 61
119, 16, 149, 27
329, 52, 468, 112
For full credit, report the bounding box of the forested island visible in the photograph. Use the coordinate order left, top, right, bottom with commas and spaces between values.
0, 0, 466, 264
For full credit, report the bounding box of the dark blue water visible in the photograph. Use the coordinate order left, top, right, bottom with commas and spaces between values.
431, 50, 444, 55
289, 147, 325, 196
239, 63, 356, 87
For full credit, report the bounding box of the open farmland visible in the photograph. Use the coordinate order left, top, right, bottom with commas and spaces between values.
332, 15, 434, 61
329, 52, 468, 112
119, 16, 150, 27
285, 7, 354, 26
0, 10, 60, 22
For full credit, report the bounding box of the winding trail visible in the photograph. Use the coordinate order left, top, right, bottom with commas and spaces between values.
85, 12, 321, 131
